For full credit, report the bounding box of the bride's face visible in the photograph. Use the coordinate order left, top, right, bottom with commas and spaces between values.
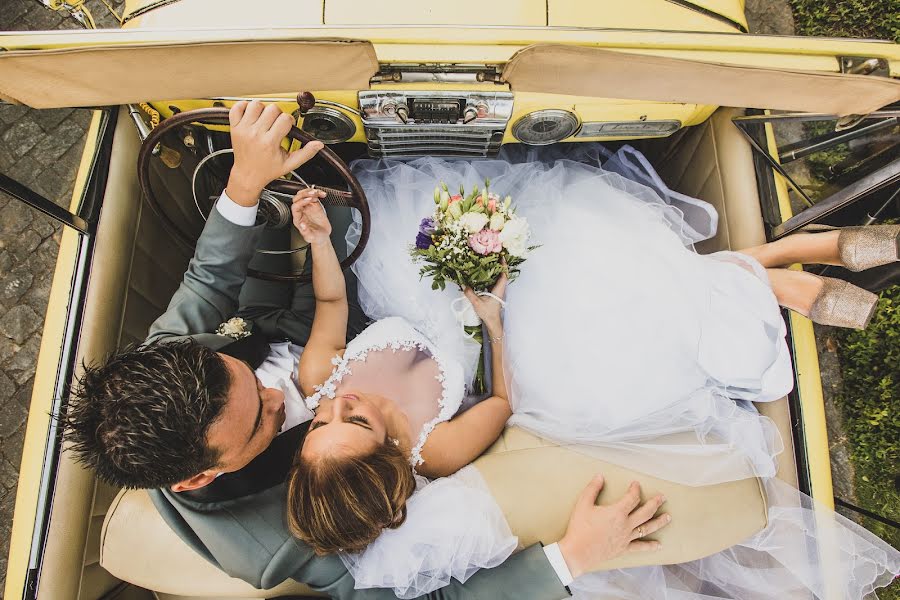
301, 393, 389, 459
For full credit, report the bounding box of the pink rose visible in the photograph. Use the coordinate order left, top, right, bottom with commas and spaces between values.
449, 194, 463, 204
468, 229, 502, 255
487, 198, 497, 213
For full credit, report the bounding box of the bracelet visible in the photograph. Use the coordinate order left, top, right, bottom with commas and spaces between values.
489, 333, 504, 344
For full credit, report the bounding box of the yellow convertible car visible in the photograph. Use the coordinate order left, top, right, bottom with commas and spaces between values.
1, 0, 898, 598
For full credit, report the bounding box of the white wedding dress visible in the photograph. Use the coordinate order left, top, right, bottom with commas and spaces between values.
307, 145, 899, 599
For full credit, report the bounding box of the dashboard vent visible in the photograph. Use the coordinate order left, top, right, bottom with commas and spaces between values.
365, 125, 506, 157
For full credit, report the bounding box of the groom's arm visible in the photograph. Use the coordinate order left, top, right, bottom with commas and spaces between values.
294, 543, 569, 600
295, 476, 672, 600
146, 100, 323, 344
145, 195, 264, 345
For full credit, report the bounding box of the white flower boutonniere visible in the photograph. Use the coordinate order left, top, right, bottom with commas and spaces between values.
216, 317, 251, 340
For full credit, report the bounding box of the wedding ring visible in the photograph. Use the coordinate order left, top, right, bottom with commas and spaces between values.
636, 526, 645, 538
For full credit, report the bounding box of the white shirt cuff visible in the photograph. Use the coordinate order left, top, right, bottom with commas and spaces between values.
542, 543, 574, 587
215, 190, 259, 226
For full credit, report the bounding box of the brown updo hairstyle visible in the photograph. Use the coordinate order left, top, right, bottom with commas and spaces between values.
287, 441, 417, 555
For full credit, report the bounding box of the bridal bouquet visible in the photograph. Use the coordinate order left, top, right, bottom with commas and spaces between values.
411, 180, 534, 393
411, 180, 533, 291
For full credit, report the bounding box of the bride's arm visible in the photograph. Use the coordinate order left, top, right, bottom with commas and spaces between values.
293, 193, 349, 396
418, 286, 510, 478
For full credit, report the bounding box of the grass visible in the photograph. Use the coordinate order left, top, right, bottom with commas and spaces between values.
834, 287, 900, 549
833, 287, 900, 599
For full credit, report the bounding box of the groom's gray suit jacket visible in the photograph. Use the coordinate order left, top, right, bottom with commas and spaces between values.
145, 208, 568, 599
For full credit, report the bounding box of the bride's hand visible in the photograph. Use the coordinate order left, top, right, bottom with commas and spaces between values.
291, 188, 330, 244
463, 271, 509, 332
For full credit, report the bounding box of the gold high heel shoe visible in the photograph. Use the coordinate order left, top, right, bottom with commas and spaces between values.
836, 224, 900, 272
808, 275, 878, 330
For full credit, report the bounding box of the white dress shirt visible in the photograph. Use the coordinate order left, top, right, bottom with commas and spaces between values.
215, 192, 574, 588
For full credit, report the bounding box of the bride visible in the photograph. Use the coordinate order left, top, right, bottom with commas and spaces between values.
285, 146, 899, 599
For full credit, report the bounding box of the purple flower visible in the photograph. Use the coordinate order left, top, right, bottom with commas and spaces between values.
415, 231, 433, 250
419, 217, 436, 236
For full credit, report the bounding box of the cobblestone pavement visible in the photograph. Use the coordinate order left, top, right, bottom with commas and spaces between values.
745, 0, 798, 35
0, 1, 123, 595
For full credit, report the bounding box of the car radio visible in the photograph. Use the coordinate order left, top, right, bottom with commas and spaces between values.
359, 91, 514, 157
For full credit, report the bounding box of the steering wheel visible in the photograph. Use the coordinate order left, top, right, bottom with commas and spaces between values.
137, 107, 370, 283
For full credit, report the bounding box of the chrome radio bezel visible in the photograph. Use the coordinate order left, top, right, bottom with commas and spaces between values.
358, 90, 514, 127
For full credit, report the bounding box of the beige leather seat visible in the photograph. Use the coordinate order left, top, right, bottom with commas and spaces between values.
101, 427, 766, 598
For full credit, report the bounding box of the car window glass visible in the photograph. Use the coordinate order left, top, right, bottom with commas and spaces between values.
771, 113, 900, 211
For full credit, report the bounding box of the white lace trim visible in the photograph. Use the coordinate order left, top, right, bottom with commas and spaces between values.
303, 317, 464, 470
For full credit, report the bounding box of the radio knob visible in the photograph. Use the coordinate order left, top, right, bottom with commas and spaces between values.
396, 104, 410, 124
463, 106, 478, 124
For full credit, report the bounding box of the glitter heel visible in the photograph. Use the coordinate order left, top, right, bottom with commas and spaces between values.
808, 276, 878, 330
837, 224, 900, 272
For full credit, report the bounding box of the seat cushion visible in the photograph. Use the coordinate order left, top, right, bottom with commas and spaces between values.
100, 489, 325, 598
476, 427, 767, 570
101, 427, 766, 597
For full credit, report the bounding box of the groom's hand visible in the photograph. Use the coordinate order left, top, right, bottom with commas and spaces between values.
226, 100, 325, 206
557, 475, 670, 579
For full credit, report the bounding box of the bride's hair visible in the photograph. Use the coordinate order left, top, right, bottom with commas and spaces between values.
287, 441, 416, 555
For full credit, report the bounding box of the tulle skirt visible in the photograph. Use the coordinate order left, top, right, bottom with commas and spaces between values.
345, 145, 899, 599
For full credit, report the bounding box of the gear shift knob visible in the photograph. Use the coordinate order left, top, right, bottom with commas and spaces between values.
297, 91, 316, 115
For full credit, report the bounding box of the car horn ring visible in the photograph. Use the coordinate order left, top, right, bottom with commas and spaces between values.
190, 148, 298, 236
137, 107, 371, 283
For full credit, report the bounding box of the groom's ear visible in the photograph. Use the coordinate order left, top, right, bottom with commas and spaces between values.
170, 471, 218, 492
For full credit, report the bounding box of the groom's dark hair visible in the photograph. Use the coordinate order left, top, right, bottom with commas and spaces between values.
62, 340, 231, 489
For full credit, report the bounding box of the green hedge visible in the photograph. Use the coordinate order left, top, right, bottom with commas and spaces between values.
835, 285, 900, 557
790, 0, 900, 42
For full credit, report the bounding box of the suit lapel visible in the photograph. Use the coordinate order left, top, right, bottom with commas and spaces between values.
218, 330, 271, 370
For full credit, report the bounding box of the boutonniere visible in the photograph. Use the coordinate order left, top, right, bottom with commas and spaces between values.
216, 317, 251, 340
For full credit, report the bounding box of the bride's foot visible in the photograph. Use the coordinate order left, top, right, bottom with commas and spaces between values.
836, 224, 900, 272
767, 269, 878, 330
741, 224, 899, 272
740, 230, 841, 269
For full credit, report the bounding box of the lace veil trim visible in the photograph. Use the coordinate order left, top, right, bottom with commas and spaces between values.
303, 317, 464, 469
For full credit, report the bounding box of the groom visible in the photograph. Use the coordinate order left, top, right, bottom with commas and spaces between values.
63, 101, 669, 598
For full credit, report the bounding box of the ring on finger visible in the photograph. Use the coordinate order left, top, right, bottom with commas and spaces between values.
636, 526, 644, 538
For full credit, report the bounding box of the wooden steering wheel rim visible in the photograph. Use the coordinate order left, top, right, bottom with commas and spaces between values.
137, 107, 370, 283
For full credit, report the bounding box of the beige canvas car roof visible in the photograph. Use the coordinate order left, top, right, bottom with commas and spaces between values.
0, 39, 378, 108
0, 36, 898, 113
501, 45, 900, 116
